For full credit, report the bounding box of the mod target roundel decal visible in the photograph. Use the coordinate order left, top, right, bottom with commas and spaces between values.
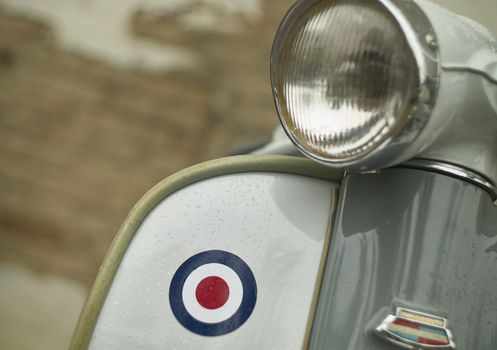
169, 250, 257, 336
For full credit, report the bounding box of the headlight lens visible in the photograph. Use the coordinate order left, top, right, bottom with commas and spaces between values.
272, 0, 420, 166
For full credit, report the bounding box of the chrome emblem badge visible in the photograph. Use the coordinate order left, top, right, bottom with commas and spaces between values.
375, 307, 456, 349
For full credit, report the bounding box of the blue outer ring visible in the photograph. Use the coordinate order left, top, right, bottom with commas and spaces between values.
169, 250, 257, 336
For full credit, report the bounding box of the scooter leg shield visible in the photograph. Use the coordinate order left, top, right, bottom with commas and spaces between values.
70, 155, 341, 350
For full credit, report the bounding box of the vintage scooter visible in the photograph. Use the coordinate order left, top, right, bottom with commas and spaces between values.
70, 0, 497, 349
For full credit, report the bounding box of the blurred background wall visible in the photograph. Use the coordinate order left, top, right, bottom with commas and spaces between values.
0, 0, 495, 349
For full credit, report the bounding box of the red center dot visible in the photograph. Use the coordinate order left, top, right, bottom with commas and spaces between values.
195, 276, 230, 310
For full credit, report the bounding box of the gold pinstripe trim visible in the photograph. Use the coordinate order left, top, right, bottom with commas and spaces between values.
302, 187, 337, 350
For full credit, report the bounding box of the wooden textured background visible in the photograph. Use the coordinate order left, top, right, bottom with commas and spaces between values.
0, 1, 293, 286
0, 1, 292, 348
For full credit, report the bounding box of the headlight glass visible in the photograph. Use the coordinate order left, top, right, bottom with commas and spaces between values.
272, 0, 419, 164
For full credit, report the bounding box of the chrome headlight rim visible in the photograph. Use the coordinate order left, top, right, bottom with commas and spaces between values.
270, 0, 441, 170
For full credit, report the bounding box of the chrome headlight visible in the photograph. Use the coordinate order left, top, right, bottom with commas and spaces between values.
271, 0, 440, 170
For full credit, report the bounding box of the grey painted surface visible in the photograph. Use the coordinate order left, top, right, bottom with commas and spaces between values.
310, 168, 497, 349
433, 0, 497, 36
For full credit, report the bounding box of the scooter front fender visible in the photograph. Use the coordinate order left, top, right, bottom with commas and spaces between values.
70, 155, 341, 350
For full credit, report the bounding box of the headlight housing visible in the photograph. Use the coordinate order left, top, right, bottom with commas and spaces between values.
271, 0, 440, 170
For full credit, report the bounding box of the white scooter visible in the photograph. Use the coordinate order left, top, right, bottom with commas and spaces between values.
71, 0, 497, 349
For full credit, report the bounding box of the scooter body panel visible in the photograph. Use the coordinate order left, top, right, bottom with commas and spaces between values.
71, 156, 340, 350
310, 168, 497, 350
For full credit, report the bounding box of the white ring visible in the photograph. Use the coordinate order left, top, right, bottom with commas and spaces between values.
182, 263, 243, 324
